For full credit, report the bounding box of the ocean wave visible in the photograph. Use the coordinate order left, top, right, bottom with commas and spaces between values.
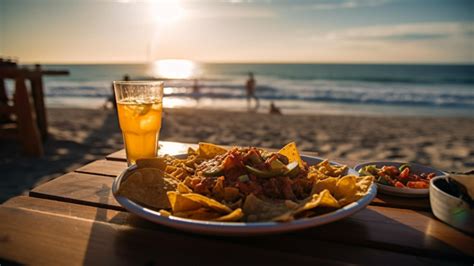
44, 78, 474, 109
263, 76, 474, 84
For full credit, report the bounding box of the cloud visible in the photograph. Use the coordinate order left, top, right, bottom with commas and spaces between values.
325, 22, 474, 42
304, 0, 390, 10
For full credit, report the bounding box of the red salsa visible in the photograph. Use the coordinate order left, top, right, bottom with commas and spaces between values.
358, 164, 435, 189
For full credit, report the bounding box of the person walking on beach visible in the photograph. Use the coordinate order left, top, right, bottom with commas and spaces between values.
192, 78, 201, 104
245, 72, 259, 110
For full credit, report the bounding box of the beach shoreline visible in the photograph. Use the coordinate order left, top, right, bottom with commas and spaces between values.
45, 97, 474, 118
0, 107, 473, 202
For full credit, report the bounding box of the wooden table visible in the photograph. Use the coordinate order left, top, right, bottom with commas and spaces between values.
1, 141, 472, 265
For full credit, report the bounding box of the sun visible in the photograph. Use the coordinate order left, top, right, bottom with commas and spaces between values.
152, 59, 196, 79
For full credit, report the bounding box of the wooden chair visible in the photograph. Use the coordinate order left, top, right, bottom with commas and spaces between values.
0, 68, 43, 156
1, 59, 69, 156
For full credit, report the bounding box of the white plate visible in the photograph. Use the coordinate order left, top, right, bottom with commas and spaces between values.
354, 161, 445, 198
113, 154, 377, 236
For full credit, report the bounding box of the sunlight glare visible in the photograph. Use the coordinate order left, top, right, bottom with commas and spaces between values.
153, 59, 196, 79
153, 1, 185, 23
163, 97, 193, 108
163, 87, 174, 95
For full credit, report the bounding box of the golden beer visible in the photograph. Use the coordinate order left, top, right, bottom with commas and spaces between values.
113, 81, 164, 165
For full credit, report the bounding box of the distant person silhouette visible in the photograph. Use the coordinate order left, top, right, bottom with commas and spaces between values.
245, 72, 259, 110
105, 74, 129, 110
269, 101, 282, 115
192, 78, 200, 103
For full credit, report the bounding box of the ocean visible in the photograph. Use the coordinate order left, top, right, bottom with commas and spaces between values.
38, 63, 474, 117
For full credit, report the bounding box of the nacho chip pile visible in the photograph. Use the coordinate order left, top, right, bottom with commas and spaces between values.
118, 142, 374, 222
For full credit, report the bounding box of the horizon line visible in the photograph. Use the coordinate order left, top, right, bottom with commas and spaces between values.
17, 60, 474, 66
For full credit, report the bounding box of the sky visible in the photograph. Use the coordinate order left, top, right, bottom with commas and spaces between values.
0, 0, 473, 64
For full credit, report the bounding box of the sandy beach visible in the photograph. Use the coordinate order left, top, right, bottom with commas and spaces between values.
0, 107, 473, 202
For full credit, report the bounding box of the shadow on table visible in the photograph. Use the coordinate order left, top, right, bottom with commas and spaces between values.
0, 109, 123, 203
80, 197, 471, 265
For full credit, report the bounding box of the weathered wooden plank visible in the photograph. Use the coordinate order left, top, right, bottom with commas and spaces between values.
27, 173, 473, 259
30, 172, 122, 211
0, 206, 346, 266
2, 196, 169, 232
3, 196, 127, 225
104, 149, 126, 161
298, 206, 474, 259
0, 204, 459, 265
75, 159, 128, 177
371, 194, 430, 211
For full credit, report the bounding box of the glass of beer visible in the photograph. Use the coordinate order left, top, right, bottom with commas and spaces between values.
113, 81, 164, 165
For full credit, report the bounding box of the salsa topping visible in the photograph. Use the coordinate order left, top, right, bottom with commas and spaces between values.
185, 147, 312, 201
359, 164, 436, 189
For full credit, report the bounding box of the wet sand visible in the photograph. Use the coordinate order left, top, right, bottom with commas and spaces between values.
0, 107, 473, 202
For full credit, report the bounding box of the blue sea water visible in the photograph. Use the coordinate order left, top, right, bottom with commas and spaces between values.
40, 63, 474, 117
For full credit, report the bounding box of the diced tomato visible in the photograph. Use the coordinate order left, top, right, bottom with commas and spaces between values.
382, 166, 399, 176
222, 153, 244, 170
407, 181, 429, 189
394, 181, 405, 188
194, 182, 209, 194
399, 167, 410, 179
375, 164, 435, 189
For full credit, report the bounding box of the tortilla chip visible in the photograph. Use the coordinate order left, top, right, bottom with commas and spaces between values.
197, 142, 227, 159
118, 168, 178, 209
181, 193, 232, 213
242, 194, 297, 222
213, 208, 244, 222
335, 175, 358, 200
308, 170, 332, 181
311, 160, 348, 177
337, 175, 375, 206
356, 175, 374, 194
334, 175, 376, 206
174, 208, 222, 220
278, 142, 304, 168
294, 190, 339, 215
177, 182, 193, 193
136, 157, 168, 171
274, 189, 340, 221
167, 191, 202, 212
311, 177, 338, 195
187, 147, 197, 156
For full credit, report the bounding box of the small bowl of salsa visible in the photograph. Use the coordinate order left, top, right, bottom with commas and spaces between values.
354, 161, 445, 197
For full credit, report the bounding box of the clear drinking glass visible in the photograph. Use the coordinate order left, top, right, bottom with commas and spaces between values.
113, 81, 164, 165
